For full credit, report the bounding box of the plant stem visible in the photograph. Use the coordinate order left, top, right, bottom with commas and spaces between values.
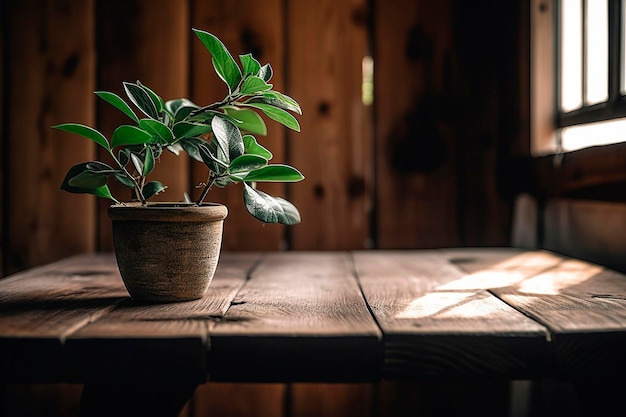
188, 94, 242, 118
109, 151, 147, 205
196, 172, 216, 205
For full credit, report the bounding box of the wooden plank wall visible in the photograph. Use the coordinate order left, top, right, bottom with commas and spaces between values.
0, 0, 518, 269
0, 0, 523, 416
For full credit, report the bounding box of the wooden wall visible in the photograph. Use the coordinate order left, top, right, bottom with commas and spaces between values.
0, 0, 522, 276
0, 0, 524, 416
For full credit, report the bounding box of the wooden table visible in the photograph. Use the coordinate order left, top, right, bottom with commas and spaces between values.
1, 249, 626, 416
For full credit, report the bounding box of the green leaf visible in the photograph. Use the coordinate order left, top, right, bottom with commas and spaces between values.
68, 170, 108, 189
174, 105, 200, 123
244, 103, 300, 131
211, 116, 244, 163
143, 181, 167, 199
223, 107, 267, 135
143, 146, 155, 176
179, 137, 208, 162
166, 98, 198, 116
198, 143, 228, 174
240, 76, 273, 96
95, 91, 140, 123
137, 81, 165, 113
243, 164, 304, 182
53, 123, 110, 151
239, 53, 261, 76
123, 82, 159, 119
130, 152, 144, 175
139, 119, 174, 143
246, 91, 302, 115
243, 135, 273, 160
86, 161, 117, 174
61, 162, 116, 201
193, 29, 242, 93
259, 63, 273, 82
114, 172, 135, 188
112, 125, 155, 148
118, 149, 130, 167
243, 183, 301, 224
229, 154, 268, 174
172, 121, 213, 140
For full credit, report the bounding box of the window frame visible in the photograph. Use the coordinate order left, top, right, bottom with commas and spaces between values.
556, 0, 625, 129
529, 0, 626, 202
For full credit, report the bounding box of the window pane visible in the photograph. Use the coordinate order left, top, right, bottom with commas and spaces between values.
585, 0, 608, 104
561, 0, 583, 111
561, 117, 626, 151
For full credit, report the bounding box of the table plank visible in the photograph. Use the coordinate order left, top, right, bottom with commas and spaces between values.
65, 253, 260, 383
208, 252, 382, 382
0, 254, 126, 382
353, 250, 551, 380
490, 255, 626, 380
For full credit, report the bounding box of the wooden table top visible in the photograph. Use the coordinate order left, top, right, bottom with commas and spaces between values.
1, 249, 625, 384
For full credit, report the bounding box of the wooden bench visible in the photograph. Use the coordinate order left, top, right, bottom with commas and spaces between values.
1, 249, 625, 416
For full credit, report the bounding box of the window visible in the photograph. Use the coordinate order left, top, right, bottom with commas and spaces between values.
532, 0, 626, 154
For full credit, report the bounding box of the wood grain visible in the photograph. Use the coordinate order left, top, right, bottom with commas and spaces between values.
0, 254, 125, 382
374, 1, 458, 249
65, 253, 260, 383
208, 252, 382, 382
353, 250, 551, 379
491, 256, 626, 380
6, 0, 96, 273
287, 0, 374, 250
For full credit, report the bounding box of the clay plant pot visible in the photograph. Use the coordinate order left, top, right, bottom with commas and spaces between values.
108, 202, 228, 302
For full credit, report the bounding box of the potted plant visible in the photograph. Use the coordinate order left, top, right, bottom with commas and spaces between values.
53, 29, 303, 302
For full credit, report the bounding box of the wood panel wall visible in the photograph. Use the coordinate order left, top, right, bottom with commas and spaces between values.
0, 0, 523, 416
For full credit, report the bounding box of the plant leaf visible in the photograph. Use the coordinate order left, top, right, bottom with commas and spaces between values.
229, 154, 268, 174
95, 91, 140, 123
259, 63, 273, 82
243, 164, 304, 182
243, 135, 273, 160
179, 137, 208, 162
114, 172, 135, 188
198, 143, 228, 174
137, 81, 165, 113
193, 29, 242, 93
243, 183, 301, 224
239, 53, 262, 76
139, 119, 174, 143
244, 103, 300, 131
246, 91, 302, 115
112, 125, 155, 148
211, 116, 244, 163
223, 107, 267, 135
123, 82, 159, 119
166, 98, 198, 116
143, 146, 155, 176
130, 152, 144, 175
174, 105, 200, 123
53, 123, 110, 151
86, 161, 117, 174
240, 76, 273, 96
60, 162, 116, 201
143, 181, 167, 199
172, 121, 213, 140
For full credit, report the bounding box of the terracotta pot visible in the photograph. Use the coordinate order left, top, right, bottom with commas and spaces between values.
108, 202, 228, 302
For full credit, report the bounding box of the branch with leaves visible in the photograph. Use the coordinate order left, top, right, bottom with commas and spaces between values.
54, 29, 303, 225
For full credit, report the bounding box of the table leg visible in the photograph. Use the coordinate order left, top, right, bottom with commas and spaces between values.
79, 382, 198, 417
